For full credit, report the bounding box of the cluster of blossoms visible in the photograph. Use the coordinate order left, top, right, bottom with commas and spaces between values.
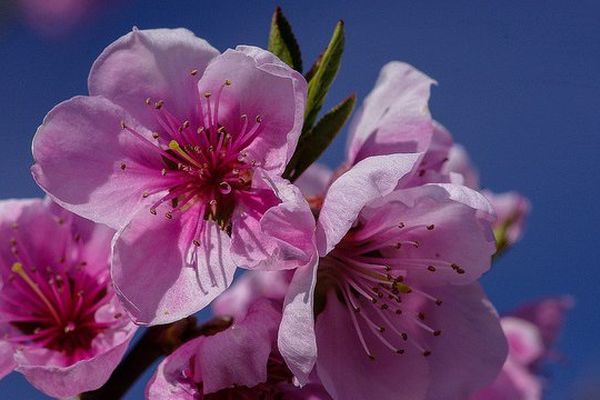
1, 13, 568, 400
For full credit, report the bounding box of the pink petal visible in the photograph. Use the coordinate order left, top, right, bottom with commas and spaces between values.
315, 292, 429, 400
346, 62, 436, 164
512, 296, 573, 350
0, 341, 15, 379
316, 153, 422, 255
443, 144, 480, 189
146, 338, 201, 400
278, 255, 319, 385
470, 359, 542, 400
197, 47, 306, 173
231, 169, 316, 271
112, 206, 236, 325
88, 28, 219, 129
31, 95, 163, 229
295, 163, 334, 198
369, 183, 496, 285
501, 317, 544, 366
424, 284, 508, 399
147, 299, 281, 397
212, 270, 290, 321
198, 299, 281, 393
483, 190, 531, 246
14, 322, 136, 398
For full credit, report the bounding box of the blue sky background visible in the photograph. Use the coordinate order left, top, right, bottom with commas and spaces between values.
0, 1, 599, 398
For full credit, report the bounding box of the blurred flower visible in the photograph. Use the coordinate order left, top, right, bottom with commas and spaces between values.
0, 198, 135, 398
471, 297, 572, 400
484, 190, 531, 251
278, 62, 507, 399
31, 28, 312, 325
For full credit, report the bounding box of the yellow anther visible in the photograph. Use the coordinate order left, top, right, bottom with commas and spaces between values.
168, 140, 203, 168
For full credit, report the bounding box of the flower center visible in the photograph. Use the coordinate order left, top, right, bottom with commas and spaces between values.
318, 219, 466, 360
120, 78, 268, 234
1, 223, 112, 357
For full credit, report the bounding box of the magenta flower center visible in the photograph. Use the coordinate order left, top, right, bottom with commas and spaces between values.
1, 223, 112, 358
319, 218, 467, 359
121, 79, 273, 233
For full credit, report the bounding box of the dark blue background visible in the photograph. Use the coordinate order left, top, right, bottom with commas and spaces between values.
1, 1, 598, 398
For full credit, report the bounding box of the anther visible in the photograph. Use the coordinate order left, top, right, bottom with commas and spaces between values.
192, 239, 201, 247
427, 265, 436, 272
398, 222, 405, 228
152, 132, 160, 139
423, 350, 432, 357
204, 91, 212, 98
161, 168, 167, 176
427, 224, 435, 230
150, 208, 157, 215
165, 212, 173, 220
418, 312, 425, 320
142, 192, 150, 198
396, 349, 405, 354
120, 162, 127, 171
433, 330, 442, 337
401, 333, 408, 341
154, 100, 164, 109
224, 79, 232, 86
255, 115, 263, 123
120, 120, 127, 129
190, 69, 198, 76
145, 97, 151, 105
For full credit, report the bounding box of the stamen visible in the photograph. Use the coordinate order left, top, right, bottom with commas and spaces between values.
11, 263, 62, 324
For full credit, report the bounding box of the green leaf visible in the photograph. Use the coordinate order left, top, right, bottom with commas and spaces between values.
304, 51, 323, 83
303, 20, 345, 131
285, 94, 356, 182
268, 7, 303, 72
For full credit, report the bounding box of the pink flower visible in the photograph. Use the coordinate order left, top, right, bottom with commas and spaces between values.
18, 0, 115, 37
31, 28, 311, 325
471, 298, 572, 400
0, 198, 136, 398
483, 190, 531, 248
147, 288, 331, 400
278, 62, 507, 399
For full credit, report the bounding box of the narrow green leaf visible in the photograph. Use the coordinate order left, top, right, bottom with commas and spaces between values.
303, 20, 345, 131
268, 7, 303, 72
304, 51, 323, 83
285, 94, 356, 182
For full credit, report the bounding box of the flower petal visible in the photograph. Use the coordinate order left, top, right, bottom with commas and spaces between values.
315, 292, 429, 400
425, 284, 508, 400
199, 299, 281, 393
0, 341, 15, 379
346, 62, 435, 164
316, 153, 422, 255
14, 322, 136, 398
112, 205, 236, 325
231, 169, 316, 271
278, 254, 319, 385
147, 298, 281, 397
295, 163, 334, 198
146, 338, 201, 400
88, 28, 219, 129
31, 95, 163, 229
197, 47, 307, 173
368, 183, 496, 285
212, 270, 290, 321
